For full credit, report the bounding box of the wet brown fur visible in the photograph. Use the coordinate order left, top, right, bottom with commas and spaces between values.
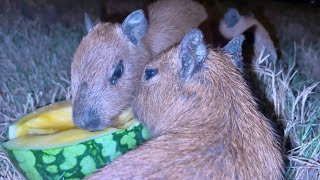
88, 43, 284, 179
71, 0, 207, 129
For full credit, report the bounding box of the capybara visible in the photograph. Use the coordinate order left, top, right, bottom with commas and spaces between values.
87, 29, 284, 179
71, 0, 207, 131
219, 8, 283, 144
219, 8, 278, 62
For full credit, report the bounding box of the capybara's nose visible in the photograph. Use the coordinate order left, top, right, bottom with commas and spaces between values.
73, 107, 104, 131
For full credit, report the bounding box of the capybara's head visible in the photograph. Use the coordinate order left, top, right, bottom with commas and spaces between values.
219, 8, 278, 62
71, 10, 150, 131
134, 29, 245, 137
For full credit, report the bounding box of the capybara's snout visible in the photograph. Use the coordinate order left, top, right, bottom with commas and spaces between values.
72, 101, 108, 132
73, 108, 101, 131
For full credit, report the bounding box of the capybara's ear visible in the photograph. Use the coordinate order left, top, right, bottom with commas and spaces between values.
179, 29, 207, 81
223, 8, 241, 28
121, 9, 148, 45
84, 12, 94, 33
84, 12, 100, 33
223, 35, 245, 73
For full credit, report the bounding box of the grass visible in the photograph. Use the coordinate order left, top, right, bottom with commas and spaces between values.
261, 4, 320, 178
0, 5, 84, 179
254, 47, 320, 179
0, 0, 319, 179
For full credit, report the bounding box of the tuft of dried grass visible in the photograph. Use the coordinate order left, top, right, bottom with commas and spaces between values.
254, 47, 320, 179
263, 2, 320, 82
0, 7, 83, 179
0, 150, 23, 179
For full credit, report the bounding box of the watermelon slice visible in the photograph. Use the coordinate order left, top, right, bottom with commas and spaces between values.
1, 101, 149, 180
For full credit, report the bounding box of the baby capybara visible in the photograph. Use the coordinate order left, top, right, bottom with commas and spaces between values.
71, 0, 207, 131
219, 8, 278, 62
87, 29, 284, 179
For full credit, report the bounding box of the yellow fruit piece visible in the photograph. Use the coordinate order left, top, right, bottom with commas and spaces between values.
24, 106, 73, 129
5, 127, 120, 150
115, 107, 134, 126
8, 101, 135, 140
9, 101, 73, 139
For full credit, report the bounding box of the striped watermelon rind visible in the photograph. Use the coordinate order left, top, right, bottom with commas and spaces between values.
1, 121, 149, 180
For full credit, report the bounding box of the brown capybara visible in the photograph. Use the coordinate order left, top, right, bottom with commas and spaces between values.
71, 0, 207, 131
87, 29, 284, 179
219, 8, 278, 62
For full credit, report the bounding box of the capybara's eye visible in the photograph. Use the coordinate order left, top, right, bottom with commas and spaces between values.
144, 68, 158, 80
110, 60, 124, 85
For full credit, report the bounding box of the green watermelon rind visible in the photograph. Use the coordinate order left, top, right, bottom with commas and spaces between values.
1, 122, 150, 180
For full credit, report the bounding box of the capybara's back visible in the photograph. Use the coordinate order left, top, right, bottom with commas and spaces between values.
145, 0, 208, 56
87, 30, 283, 179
